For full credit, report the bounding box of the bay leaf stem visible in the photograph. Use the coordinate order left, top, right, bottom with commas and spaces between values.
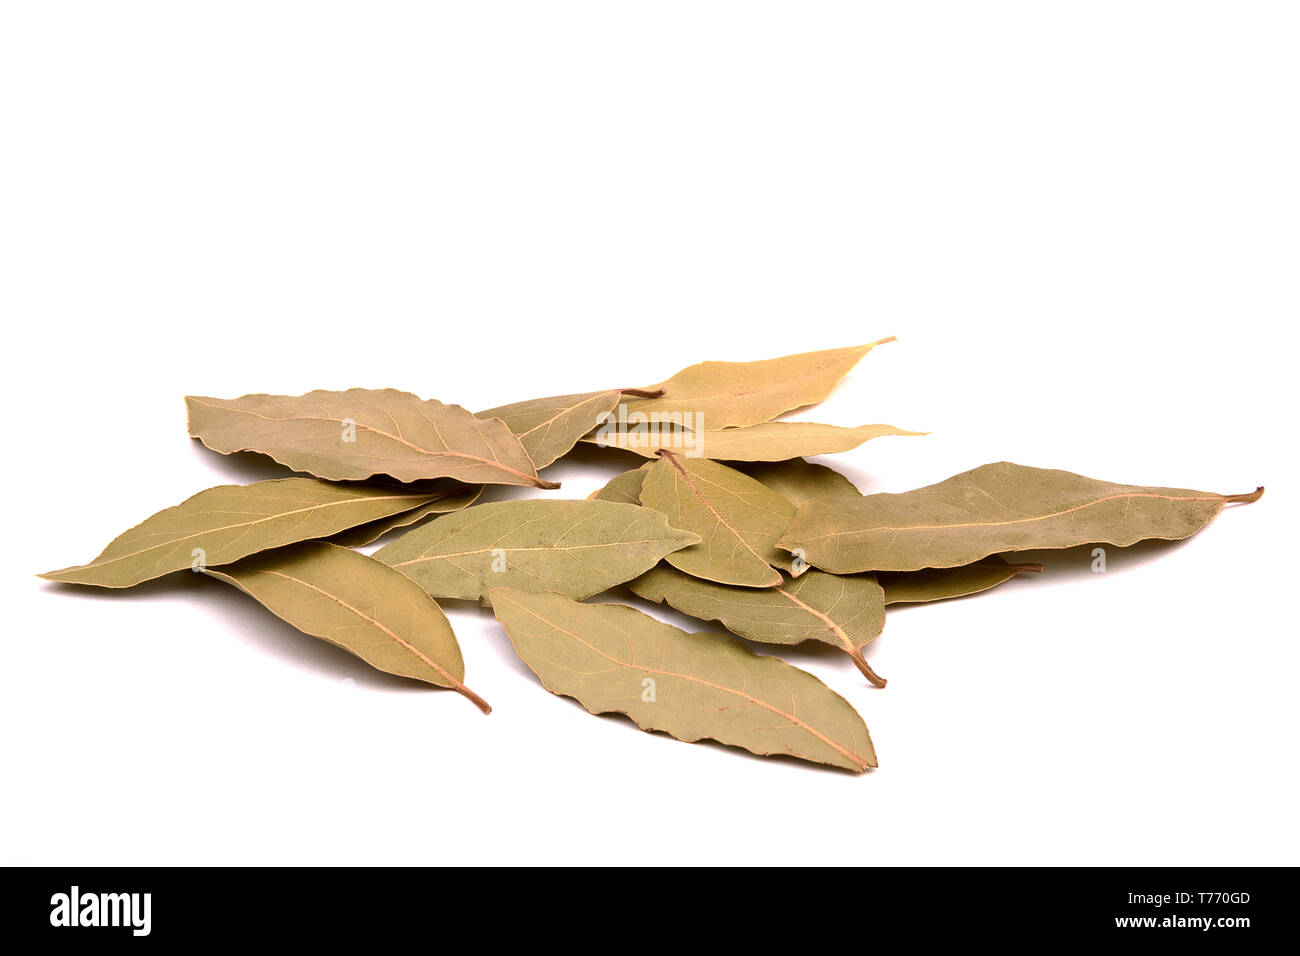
848, 648, 888, 688
1225, 486, 1265, 504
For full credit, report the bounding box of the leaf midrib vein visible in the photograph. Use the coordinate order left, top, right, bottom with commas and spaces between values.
659, 453, 780, 584
799, 491, 1228, 541
60, 492, 436, 573
189, 397, 542, 484
252, 566, 468, 695
390, 536, 687, 567
496, 594, 868, 770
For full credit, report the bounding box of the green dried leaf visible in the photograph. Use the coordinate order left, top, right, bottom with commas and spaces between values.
626, 339, 895, 428
206, 541, 489, 711
640, 452, 794, 587
779, 462, 1265, 573
491, 588, 875, 772
375, 499, 700, 603
588, 420, 922, 461
330, 484, 484, 547
880, 556, 1042, 605
40, 478, 443, 589
587, 465, 651, 504
741, 457, 864, 507
630, 564, 888, 686
187, 388, 558, 488
479, 389, 645, 470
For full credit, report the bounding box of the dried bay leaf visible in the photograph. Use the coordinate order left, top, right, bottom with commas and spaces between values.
640, 452, 794, 588
206, 541, 489, 712
587, 420, 922, 461
629, 565, 889, 687
491, 589, 876, 772
330, 484, 484, 547
187, 388, 558, 488
587, 465, 652, 504
741, 457, 864, 508
626, 339, 896, 428
479, 388, 662, 470
40, 478, 443, 588
880, 557, 1042, 605
735, 458, 868, 577
779, 462, 1265, 574
375, 499, 700, 603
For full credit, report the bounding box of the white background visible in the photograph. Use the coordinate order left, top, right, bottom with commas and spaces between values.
2, 3, 1296, 865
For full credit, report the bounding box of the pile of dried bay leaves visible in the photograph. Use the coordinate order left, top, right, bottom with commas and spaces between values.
41, 341, 1263, 772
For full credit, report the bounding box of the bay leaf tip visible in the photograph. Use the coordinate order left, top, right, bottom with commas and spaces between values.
36, 567, 100, 586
